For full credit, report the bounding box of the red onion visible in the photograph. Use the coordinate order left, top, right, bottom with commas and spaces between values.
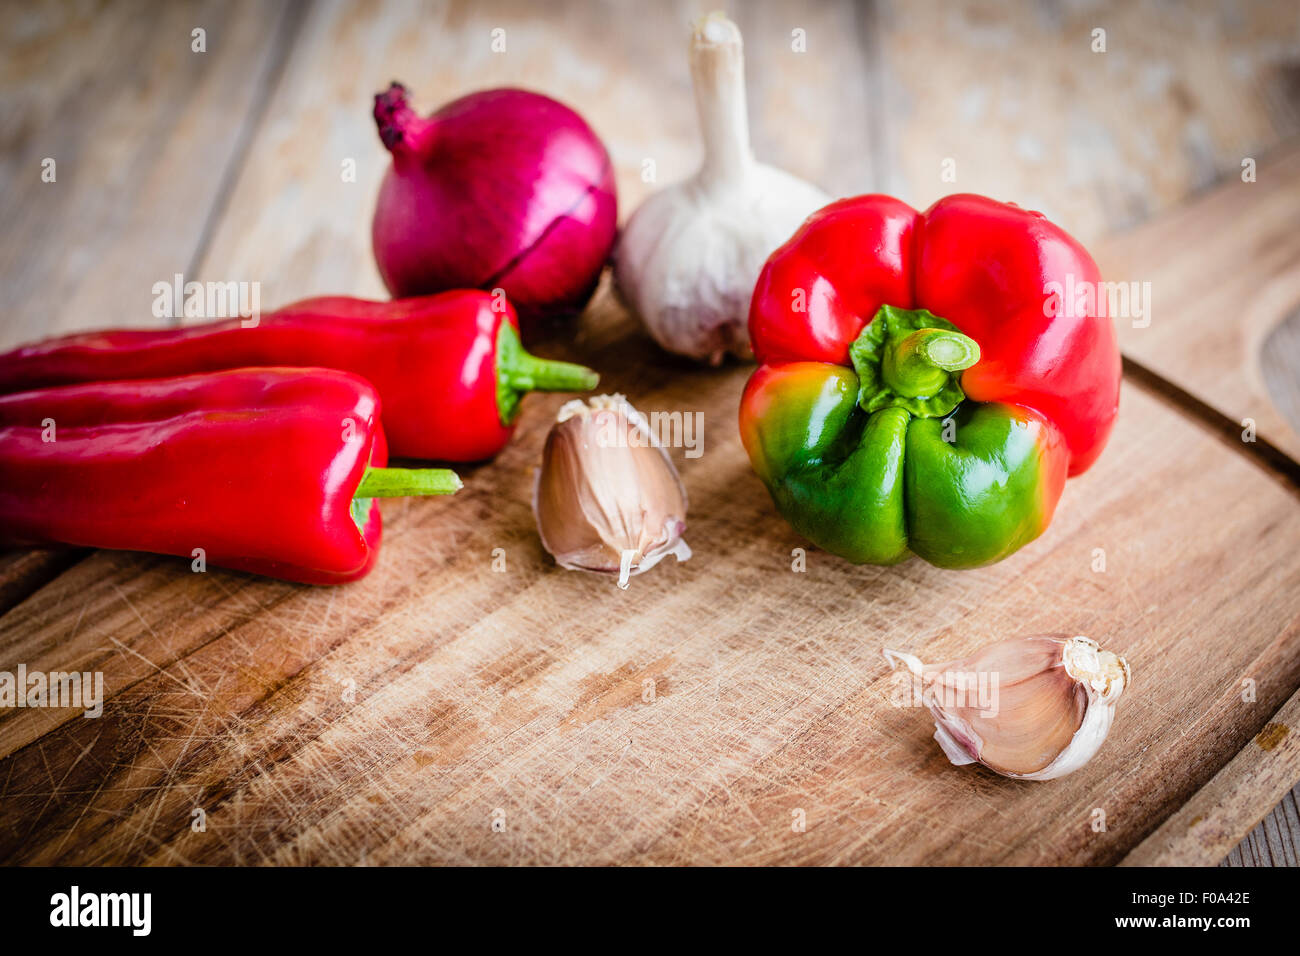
372, 83, 618, 327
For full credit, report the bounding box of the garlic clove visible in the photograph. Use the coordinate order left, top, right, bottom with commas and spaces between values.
885, 635, 1130, 781
613, 12, 831, 364
533, 394, 690, 588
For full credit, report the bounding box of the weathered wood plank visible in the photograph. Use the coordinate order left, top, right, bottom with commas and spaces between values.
1124, 689, 1300, 866
0, 0, 299, 349
874, 0, 1300, 240
1224, 784, 1300, 866
1098, 143, 1300, 462
0, 550, 86, 618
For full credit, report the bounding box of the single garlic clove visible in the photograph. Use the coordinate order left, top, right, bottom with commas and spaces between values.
885, 635, 1130, 781
533, 394, 690, 588
613, 11, 831, 364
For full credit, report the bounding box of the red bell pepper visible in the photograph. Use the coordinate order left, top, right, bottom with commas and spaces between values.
0, 368, 461, 585
740, 194, 1121, 568
0, 290, 598, 462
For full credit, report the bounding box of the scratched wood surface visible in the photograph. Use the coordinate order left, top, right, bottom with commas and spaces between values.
1, 0, 1299, 865
1100, 144, 1300, 463
1124, 688, 1300, 867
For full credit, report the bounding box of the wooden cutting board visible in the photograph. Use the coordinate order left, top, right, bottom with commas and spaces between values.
2, 242, 1299, 866
2, 0, 1299, 866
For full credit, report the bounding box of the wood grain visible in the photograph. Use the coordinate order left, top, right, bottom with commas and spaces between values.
0, 0, 302, 349
1224, 784, 1300, 866
0, 550, 85, 618
1098, 142, 1300, 462
878, 0, 1300, 236
1262, 307, 1300, 439
1123, 689, 1300, 866
2, 0, 1300, 866
1, 325, 1298, 863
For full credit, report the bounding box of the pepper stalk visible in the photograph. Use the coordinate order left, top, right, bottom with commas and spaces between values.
494, 320, 600, 424
351, 466, 462, 532
850, 305, 981, 418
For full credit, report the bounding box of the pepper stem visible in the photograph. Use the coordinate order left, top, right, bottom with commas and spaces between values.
849, 305, 982, 419
882, 328, 981, 398
495, 320, 599, 425
354, 466, 462, 498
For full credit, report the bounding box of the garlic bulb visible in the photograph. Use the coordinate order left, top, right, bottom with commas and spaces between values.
533, 394, 690, 588
614, 11, 831, 365
885, 635, 1130, 781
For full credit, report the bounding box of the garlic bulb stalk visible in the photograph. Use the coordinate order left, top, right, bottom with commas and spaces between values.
885, 635, 1130, 781
533, 394, 690, 588
614, 11, 831, 365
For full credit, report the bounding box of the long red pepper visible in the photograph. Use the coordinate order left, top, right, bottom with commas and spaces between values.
0, 290, 598, 462
0, 368, 460, 585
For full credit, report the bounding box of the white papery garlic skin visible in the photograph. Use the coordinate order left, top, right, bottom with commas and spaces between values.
614, 11, 831, 365
533, 394, 690, 588
885, 635, 1130, 781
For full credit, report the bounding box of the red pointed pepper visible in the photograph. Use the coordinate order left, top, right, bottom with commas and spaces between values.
0, 290, 598, 462
0, 368, 461, 585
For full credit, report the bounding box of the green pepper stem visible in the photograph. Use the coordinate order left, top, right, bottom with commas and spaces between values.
354, 466, 462, 498
495, 320, 598, 425
501, 351, 599, 392
882, 328, 980, 398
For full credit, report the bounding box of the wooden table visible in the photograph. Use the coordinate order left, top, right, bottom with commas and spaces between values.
2, 0, 1299, 865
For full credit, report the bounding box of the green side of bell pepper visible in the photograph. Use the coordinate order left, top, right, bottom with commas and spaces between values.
740, 307, 1066, 569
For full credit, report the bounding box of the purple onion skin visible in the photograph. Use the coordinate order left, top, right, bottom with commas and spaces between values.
372, 84, 618, 330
